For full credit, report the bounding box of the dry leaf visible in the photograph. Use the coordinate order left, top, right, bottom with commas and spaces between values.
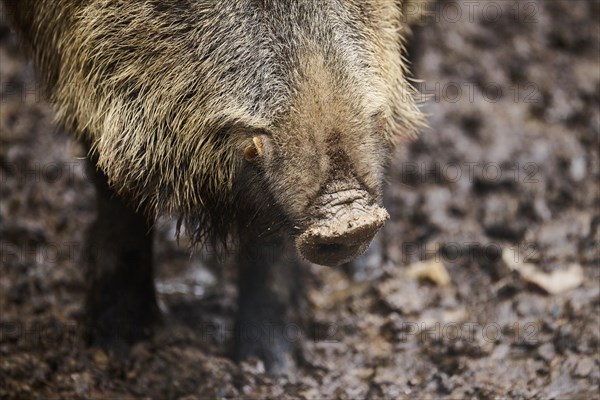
406, 259, 451, 286
502, 248, 583, 294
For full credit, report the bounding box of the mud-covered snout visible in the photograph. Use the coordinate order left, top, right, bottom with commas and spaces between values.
296, 187, 389, 266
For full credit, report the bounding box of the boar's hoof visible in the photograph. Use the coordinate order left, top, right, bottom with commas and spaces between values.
297, 203, 389, 266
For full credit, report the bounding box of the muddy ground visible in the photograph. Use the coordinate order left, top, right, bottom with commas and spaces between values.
0, 1, 599, 399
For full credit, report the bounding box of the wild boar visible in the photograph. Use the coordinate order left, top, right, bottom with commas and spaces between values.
2, 0, 425, 374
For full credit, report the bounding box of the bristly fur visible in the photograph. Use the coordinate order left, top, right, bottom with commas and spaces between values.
3, 0, 427, 246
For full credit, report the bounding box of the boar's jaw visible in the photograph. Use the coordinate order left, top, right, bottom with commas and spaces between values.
295, 187, 389, 267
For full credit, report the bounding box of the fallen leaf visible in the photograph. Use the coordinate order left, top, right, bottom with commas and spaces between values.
406, 259, 451, 286
502, 248, 583, 294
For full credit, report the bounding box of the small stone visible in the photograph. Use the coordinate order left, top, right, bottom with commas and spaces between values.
240, 357, 265, 375
569, 156, 586, 181
92, 349, 109, 370
492, 343, 511, 359
537, 343, 555, 362
573, 357, 594, 378
378, 279, 427, 314
408, 377, 421, 386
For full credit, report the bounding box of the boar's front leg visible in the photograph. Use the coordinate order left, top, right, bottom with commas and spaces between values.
235, 235, 303, 375
83, 155, 160, 355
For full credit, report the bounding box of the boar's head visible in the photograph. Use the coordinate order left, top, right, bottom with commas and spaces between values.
229, 31, 425, 266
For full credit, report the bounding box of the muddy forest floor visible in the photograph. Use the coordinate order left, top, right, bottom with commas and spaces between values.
1, 1, 599, 399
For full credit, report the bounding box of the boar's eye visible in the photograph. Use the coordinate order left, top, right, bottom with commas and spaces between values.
244, 136, 264, 162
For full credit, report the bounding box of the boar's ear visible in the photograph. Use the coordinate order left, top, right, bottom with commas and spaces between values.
242, 131, 272, 163
244, 136, 263, 162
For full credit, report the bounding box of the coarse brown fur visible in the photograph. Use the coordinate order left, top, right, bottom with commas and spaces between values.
3, 0, 426, 245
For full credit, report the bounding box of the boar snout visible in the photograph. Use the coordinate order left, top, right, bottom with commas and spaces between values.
296, 187, 389, 266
